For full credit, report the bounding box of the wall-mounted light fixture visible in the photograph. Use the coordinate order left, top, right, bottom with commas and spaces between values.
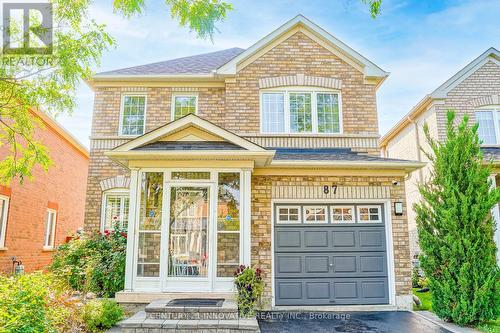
394, 202, 403, 216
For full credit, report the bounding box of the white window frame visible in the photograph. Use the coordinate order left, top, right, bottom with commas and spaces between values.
357, 205, 382, 223
44, 208, 57, 249
119, 93, 147, 136
0, 195, 9, 248
475, 105, 500, 145
276, 205, 302, 224
259, 87, 343, 135
303, 205, 328, 223
330, 205, 355, 223
171, 93, 198, 121
101, 189, 130, 232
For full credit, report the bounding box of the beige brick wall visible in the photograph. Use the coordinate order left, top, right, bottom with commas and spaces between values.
85, 31, 383, 232
251, 175, 412, 305
435, 60, 500, 141
226, 31, 379, 136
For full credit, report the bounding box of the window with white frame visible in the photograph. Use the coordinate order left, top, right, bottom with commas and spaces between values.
276, 206, 301, 223
331, 206, 354, 223
120, 95, 146, 136
172, 95, 197, 120
357, 206, 381, 223
0, 196, 9, 248
261, 88, 341, 134
44, 209, 57, 248
475, 106, 500, 145
303, 206, 327, 223
102, 192, 130, 231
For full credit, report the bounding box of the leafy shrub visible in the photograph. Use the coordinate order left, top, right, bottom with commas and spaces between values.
416, 111, 500, 326
0, 272, 84, 332
234, 265, 264, 317
412, 267, 420, 288
51, 225, 127, 297
418, 277, 429, 289
82, 299, 124, 333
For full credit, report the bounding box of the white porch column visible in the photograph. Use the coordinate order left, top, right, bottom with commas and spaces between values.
242, 169, 252, 266
489, 174, 500, 264
124, 168, 140, 290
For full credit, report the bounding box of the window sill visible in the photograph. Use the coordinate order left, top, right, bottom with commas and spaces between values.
0, 247, 8, 251
42, 246, 55, 252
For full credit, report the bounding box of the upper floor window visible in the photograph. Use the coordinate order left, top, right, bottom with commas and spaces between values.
475, 106, 500, 145
44, 208, 57, 249
260, 88, 341, 134
172, 94, 197, 120
120, 95, 146, 136
101, 191, 130, 232
0, 195, 9, 248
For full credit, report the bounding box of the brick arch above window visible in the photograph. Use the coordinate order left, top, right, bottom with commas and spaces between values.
468, 94, 500, 108
258, 74, 342, 90
100, 175, 130, 191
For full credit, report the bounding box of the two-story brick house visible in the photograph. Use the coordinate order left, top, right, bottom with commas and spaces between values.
84, 15, 423, 309
0, 108, 89, 273
379, 47, 500, 263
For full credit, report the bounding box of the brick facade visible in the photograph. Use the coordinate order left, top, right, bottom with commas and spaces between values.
251, 175, 412, 305
85, 31, 382, 232
0, 116, 88, 273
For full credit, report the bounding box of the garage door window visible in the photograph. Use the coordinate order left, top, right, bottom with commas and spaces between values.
357, 206, 381, 223
331, 206, 354, 223
277, 206, 301, 223
303, 206, 327, 223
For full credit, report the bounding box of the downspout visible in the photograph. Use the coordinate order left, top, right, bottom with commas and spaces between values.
408, 116, 424, 182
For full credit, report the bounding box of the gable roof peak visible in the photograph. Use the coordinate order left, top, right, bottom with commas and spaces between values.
216, 15, 389, 81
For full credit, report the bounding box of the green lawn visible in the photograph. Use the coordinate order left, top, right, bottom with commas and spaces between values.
412, 288, 432, 311
412, 289, 500, 333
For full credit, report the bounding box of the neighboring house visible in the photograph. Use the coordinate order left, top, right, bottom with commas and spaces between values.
0, 108, 89, 273
84, 15, 423, 309
379, 47, 500, 263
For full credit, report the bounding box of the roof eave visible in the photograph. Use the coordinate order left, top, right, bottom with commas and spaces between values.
270, 160, 426, 171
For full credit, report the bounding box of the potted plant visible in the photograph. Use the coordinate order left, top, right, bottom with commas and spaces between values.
234, 265, 264, 317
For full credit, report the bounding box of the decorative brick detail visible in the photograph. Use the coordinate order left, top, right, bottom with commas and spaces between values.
259, 73, 342, 90
272, 185, 391, 199
100, 175, 130, 191
467, 94, 499, 108
251, 175, 412, 305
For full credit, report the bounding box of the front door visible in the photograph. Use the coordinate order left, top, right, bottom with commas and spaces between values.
164, 184, 213, 291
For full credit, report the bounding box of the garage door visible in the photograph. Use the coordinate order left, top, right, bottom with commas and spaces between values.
274, 204, 389, 306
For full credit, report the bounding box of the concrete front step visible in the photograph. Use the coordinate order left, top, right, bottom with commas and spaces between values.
145, 299, 239, 320
120, 311, 260, 333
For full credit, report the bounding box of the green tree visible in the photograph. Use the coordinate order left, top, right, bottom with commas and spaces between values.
0, 0, 381, 185
415, 110, 500, 326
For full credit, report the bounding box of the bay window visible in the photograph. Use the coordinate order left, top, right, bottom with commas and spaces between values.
475, 107, 500, 145
261, 88, 341, 134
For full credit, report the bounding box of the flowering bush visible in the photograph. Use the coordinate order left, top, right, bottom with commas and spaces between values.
234, 265, 264, 317
51, 225, 127, 297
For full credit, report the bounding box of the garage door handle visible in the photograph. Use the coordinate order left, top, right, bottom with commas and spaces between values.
329, 263, 334, 268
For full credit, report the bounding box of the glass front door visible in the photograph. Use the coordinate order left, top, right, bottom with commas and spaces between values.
167, 186, 210, 280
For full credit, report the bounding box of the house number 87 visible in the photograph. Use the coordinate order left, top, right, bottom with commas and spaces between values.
323, 185, 338, 195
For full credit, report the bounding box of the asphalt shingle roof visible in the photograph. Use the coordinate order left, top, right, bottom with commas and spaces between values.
482, 147, 500, 162
272, 148, 418, 163
97, 48, 245, 76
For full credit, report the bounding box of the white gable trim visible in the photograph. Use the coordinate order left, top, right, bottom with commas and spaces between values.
217, 15, 388, 79
431, 47, 500, 99
111, 114, 267, 152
